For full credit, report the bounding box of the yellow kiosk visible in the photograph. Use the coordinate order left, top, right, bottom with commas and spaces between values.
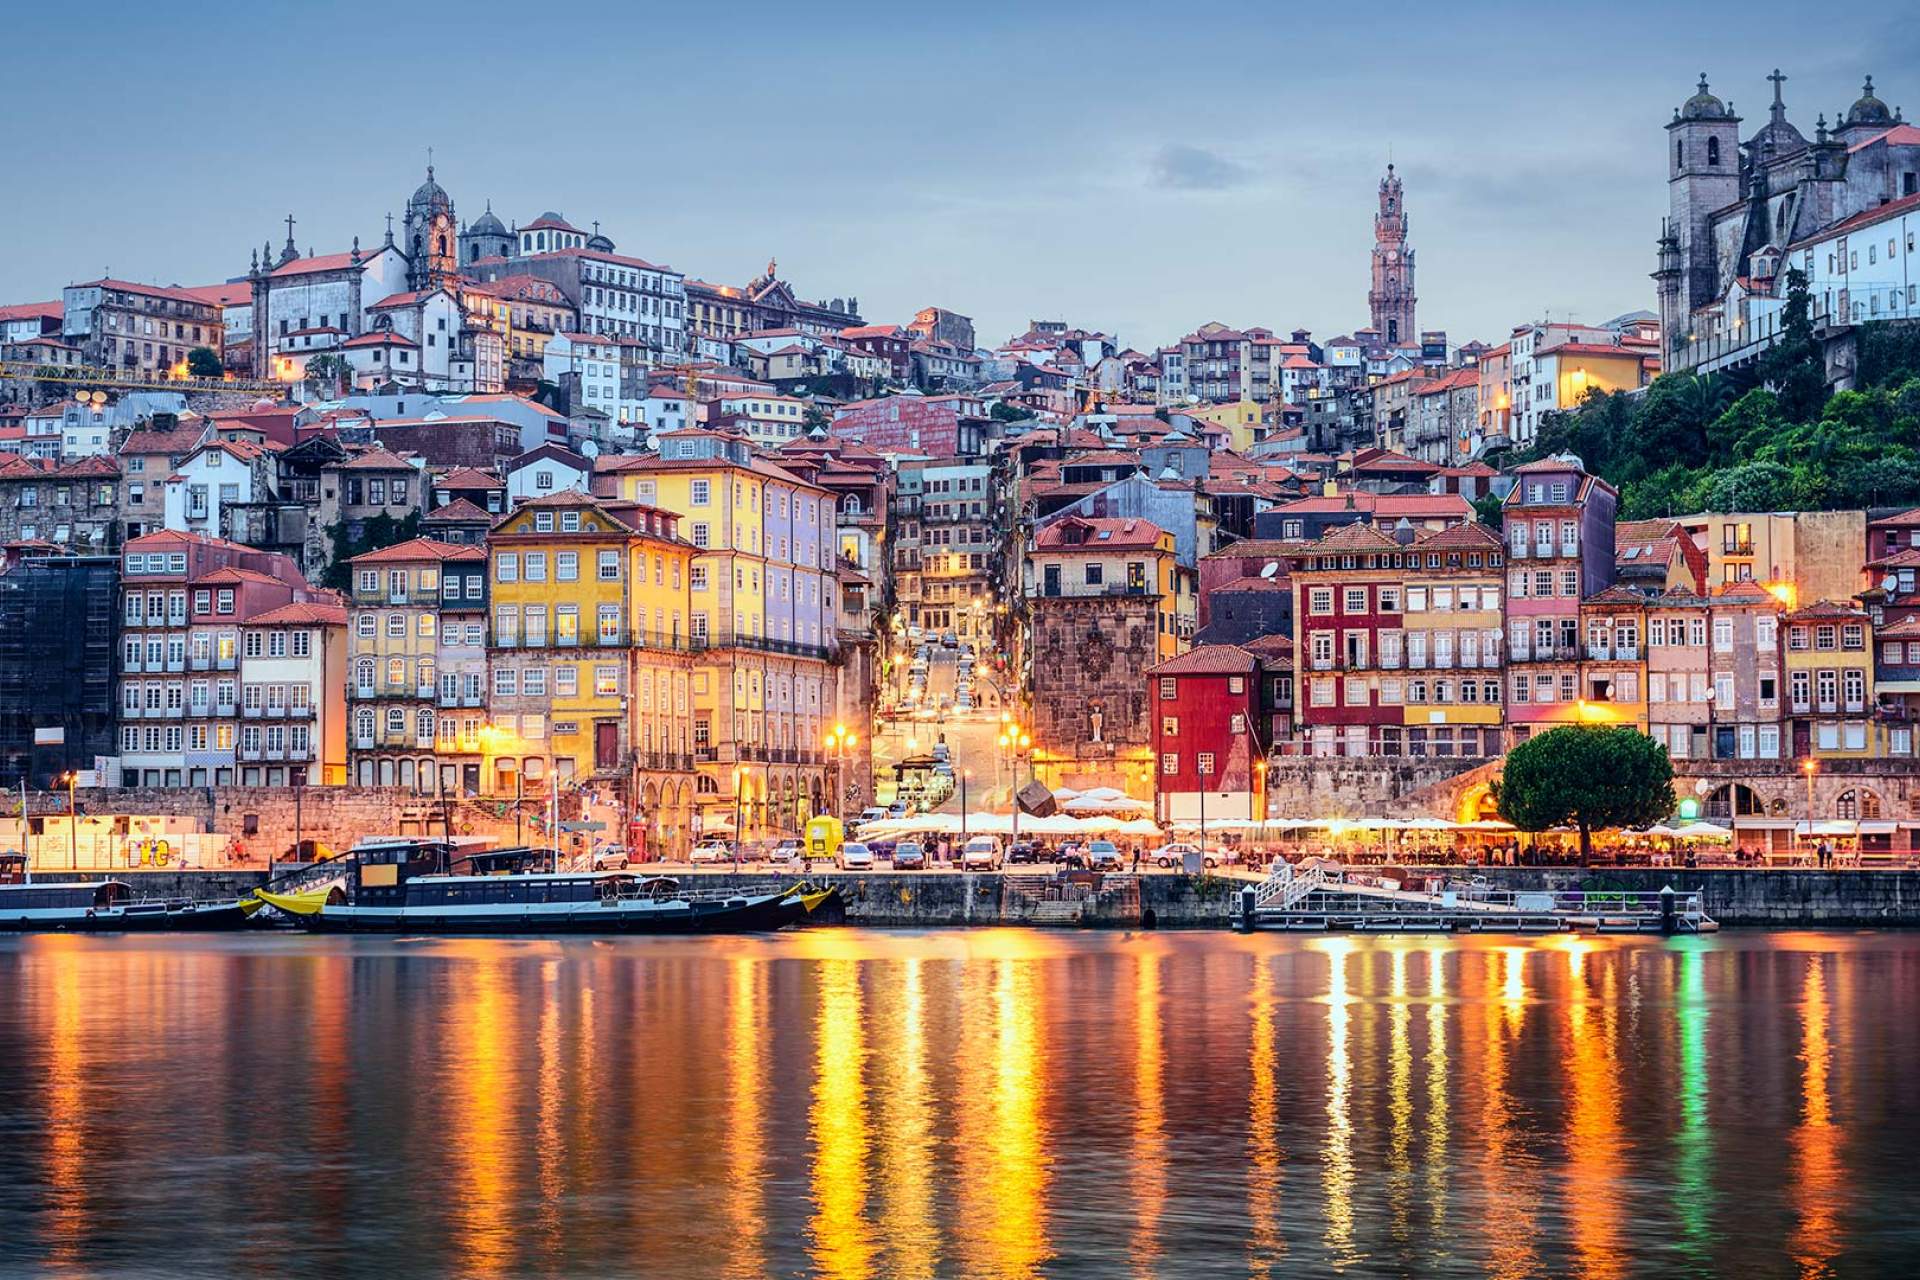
805, 816, 844, 864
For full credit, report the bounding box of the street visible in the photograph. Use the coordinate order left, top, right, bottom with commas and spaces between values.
870, 638, 1024, 814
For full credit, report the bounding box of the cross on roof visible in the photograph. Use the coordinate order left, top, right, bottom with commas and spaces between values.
1768, 68, 1787, 109
284, 212, 296, 243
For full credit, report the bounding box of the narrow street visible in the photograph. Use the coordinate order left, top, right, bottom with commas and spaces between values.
869, 640, 1025, 814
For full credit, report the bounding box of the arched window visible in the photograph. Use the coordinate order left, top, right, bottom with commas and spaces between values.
354, 658, 374, 690
436, 235, 446, 256
697, 774, 720, 795
1706, 783, 1764, 822
355, 708, 374, 740
1707, 137, 1720, 166
843, 494, 862, 514
386, 656, 406, 686
417, 709, 434, 744
1835, 789, 1883, 820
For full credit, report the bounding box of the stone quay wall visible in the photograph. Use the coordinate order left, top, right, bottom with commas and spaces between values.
57, 785, 526, 865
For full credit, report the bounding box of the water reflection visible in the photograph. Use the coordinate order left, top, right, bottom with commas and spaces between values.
1316, 938, 1357, 1265
809, 958, 874, 1279
1790, 955, 1842, 1279
2, 933, 1918, 1278
1245, 955, 1285, 1275
1129, 953, 1166, 1277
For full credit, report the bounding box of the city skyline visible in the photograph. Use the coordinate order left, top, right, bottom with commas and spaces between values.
7, 0, 1912, 349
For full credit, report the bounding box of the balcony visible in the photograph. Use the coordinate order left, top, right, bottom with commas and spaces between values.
353, 735, 375, 750
190, 655, 210, 671
165, 659, 185, 673
215, 702, 237, 718
216, 655, 236, 671
287, 744, 311, 761
164, 706, 184, 719
439, 691, 461, 708
286, 705, 313, 719
462, 694, 484, 708
416, 685, 436, 699
242, 706, 262, 718
1724, 541, 1755, 557
1559, 542, 1579, 558
239, 746, 263, 761
265, 748, 285, 761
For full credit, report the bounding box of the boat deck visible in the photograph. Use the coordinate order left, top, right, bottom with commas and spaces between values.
1233, 867, 1718, 935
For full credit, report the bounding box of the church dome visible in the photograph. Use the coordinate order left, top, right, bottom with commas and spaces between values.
409, 166, 452, 216
1845, 76, 1893, 126
1747, 117, 1806, 154
1680, 74, 1732, 120
468, 205, 507, 236
587, 231, 615, 252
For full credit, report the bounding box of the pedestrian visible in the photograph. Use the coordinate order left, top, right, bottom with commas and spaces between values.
1130, 844, 1141, 874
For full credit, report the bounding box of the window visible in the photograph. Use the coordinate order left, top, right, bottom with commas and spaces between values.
1343, 587, 1368, 614
1308, 588, 1333, 616
1161, 753, 1179, 775
556, 552, 578, 582
524, 553, 547, 582
690, 479, 711, 506
496, 553, 519, 583
598, 551, 619, 581
1159, 678, 1176, 700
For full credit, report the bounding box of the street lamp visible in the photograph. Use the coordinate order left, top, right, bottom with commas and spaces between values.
733, 764, 746, 865
961, 768, 970, 839
1803, 757, 1819, 848
825, 723, 857, 820
998, 721, 1032, 850
60, 771, 77, 869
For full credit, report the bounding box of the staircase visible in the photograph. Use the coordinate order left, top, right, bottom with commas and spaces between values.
1254, 861, 1327, 910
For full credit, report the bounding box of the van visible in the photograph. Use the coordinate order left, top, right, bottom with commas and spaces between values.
961, 836, 1002, 869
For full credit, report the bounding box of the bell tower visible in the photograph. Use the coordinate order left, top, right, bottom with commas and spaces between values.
403, 158, 458, 292
1368, 164, 1417, 345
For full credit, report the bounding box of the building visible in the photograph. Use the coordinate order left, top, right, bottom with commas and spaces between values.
1784, 600, 1878, 757
114, 532, 320, 787
1391, 524, 1507, 758
1502, 458, 1619, 746
1646, 587, 1714, 760
684, 262, 860, 345
1368, 165, 1417, 344
1148, 644, 1266, 823
1285, 523, 1407, 757
1674, 509, 1865, 603
908, 307, 976, 352
910, 460, 1001, 641
346, 538, 486, 790
1577, 586, 1650, 732
592, 437, 840, 840
1706, 581, 1787, 761
0, 456, 121, 553
474, 246, 685, 366
484, 493, 698, 855
237, 601, 347, 786
0, 555, 119, 788
1655, 71, 1920, 373
60, 279, 223, 377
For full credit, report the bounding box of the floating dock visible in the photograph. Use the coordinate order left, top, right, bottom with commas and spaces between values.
1232, 863, 1717, 934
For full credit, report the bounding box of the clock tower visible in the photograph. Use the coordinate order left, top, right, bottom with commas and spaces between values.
1368, 163, 1417, 345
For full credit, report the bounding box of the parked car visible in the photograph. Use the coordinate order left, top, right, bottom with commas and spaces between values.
771, 839, 805, 863
961, 835, 1002, 869
591, 843, 633, 871
887, 801, 910, 819
690, 840, 734, 865
838, 842, 875, 870
1004, 841, 1041, 865
857, 807, 888, 825
932, 741, 950, 761
941, 631, 958, 647
1087, 839, 1123, 870
892, 841, 927, 870
1153, 843, 1200, 869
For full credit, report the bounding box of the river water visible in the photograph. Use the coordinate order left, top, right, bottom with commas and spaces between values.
2, 930, 1916, 1278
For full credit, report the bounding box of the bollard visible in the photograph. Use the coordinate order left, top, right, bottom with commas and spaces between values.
1240, 885, 1257, 932
1659, 883, 1677, 934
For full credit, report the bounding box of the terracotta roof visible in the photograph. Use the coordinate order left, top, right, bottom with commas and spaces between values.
73, 278, 212, 306
349, 537, 485, 565
269, 249, 383, 279
1867, 547, 1920, 569
434, 466, 505, 490
1147, 644, 1259, 676
1876, 615, 1920, 638
1508, 458, 1586, 474
423, 497, 494, 523
1409, 522, 1502, 552
0, 301, 62, 324
178, 281, 251, 308
246, 601, 348, 627
1275, 492, 1473, 520
1787, 599, 1868, 621
343, 330, 416, 349
1238, 634, 1293, 663
1300, 522, 1401, 555
1032, 516, 1169, 551
1582, 585, 1650, 607
1786, 190, 1920, 251
195, 566, 287, 588
1870, 507, 1920, 529
339, 448, 417, 471
1203, 538, 1307, 561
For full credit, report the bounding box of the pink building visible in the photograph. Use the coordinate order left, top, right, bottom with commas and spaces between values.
1501, 458, 1617, 747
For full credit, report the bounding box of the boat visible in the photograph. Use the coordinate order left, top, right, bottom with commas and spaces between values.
253, 842, 835, 935
0, 879, 265, 932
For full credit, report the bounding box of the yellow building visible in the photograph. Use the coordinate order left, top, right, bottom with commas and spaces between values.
1530, 339, 1655, 416
595, 431, 843, 839
1391, 524, 1510, 751
1185, 398, 1264, 454
485, 493, 697, 852
1784, 602, 1883, 758
1674, 509, 1866, 601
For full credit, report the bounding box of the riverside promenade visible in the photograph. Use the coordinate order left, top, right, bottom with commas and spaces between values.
24, 865, 1920, 928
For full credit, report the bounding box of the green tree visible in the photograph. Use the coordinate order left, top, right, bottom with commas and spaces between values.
1496, 725, 1676, 863
1758, 268, 1826, 421
185, 346, 223, 378
801, 401, 832, 434
1471, 491, 1504, 529
989, 401, 1027, 423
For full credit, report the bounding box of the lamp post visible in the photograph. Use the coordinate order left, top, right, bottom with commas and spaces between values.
961, 769, 970, 839
998, 721, 1032, 850
733, 764, 746, 866
825, 722, 856, 820
1803, 757, 1819, 850
62, 771, 77, 870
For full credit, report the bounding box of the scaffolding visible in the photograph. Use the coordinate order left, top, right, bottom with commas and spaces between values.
0, 556, 119, 788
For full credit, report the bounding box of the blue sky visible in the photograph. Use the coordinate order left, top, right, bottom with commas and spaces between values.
5, 1, 1913, 351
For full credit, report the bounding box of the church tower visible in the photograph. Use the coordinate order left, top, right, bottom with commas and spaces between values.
1656, 75, 1742, 369
403, 162, 458, 292
1368, 165, 1416, 345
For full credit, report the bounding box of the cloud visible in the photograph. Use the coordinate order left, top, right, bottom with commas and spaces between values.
1148, 144, 1253, 191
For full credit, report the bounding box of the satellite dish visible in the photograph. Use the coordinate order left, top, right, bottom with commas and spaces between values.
1259, 561, 1279, 579
1884, 573, 1900, 593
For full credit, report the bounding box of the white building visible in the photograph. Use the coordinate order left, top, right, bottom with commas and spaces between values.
504, 444, 591, 505
162, 439, 272, 538
544, 332, 628, 420
1794, 191, 1919, 327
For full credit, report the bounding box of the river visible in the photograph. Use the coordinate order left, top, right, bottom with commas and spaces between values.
2, 930, 1916, 1277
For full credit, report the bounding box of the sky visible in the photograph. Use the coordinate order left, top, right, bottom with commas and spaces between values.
5, 0, 1914, 353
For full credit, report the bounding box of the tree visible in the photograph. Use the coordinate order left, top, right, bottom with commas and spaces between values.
1496, 725, 1676, 863
801, 401, 832, 434
1471, 491, 1504, 530
989, 401, 1028, 423
186, 346, 223, 378
304, 354, 350, 398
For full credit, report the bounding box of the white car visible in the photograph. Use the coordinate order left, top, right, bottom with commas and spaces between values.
690, 840, 733, 864
591, 843, 632, 871
961, 836, 1002, 869
838, 842, 875, 870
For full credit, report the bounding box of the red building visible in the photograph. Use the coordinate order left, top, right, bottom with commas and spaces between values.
1148, 645, 1267, 822
1285, 522, 1407, 756
837, 324, 912, 382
